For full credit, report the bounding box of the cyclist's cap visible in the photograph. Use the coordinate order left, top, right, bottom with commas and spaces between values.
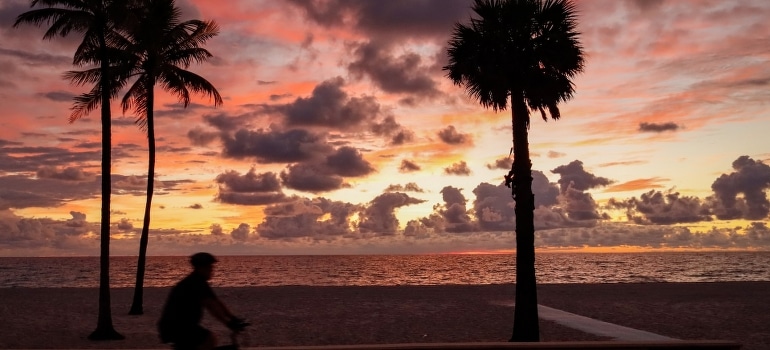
190, 252, 218, 268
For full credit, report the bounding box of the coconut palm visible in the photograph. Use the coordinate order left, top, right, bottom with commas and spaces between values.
444, 0, 584, 342
68, 0, 221, 314
123, 0, 223, 315
13, 0, 132, 340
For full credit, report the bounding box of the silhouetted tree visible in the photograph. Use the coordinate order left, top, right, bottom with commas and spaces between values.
14, 0, 133, 340
444, 0, 584, 341
68, 0, 222, 315
123, 0, 221, 315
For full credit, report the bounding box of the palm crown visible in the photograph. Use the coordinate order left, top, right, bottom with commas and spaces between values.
445, 0, 584, 123
119, 0, 222, 129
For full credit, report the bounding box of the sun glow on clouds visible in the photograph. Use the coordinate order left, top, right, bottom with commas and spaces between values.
1, 0, 769, 255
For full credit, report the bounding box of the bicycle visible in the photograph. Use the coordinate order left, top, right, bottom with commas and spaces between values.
166, 319, 251, 350
216, 319, 251, 350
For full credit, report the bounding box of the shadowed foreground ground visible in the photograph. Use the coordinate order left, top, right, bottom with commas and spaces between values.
0, 282, 766, 349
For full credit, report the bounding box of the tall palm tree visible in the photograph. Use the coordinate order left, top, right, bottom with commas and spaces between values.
444, 0, 584, 342
68, 0, 221, 315
14, 0, 131, 340
121, 0, 222, 315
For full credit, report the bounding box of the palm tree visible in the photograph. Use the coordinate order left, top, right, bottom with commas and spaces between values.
14, 0, 131, 340
68, 0, 221, 315
444, 0, 584, 342
121, 0, 222, 315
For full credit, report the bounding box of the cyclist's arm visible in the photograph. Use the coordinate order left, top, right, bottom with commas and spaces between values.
202, 297, 236, 324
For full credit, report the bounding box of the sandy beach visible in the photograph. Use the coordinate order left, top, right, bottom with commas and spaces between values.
0, 282, 767, 349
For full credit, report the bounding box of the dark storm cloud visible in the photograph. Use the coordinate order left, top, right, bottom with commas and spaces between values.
325, 146, 375, 177
639, 122, 681, 133
630, 0, 665, 12
348, 41, 440, 97
278, 145, 375, 193
257, 197, 360, 239
280, 77, 380, 129
0, 210, 99, 250
287, 0, 469, 40
215, 168, 286, 205
441, 186, 466, 206
0, 47, 70, 66
609, 189, 712, 225
551, 160, 614, 192
437, 125, 471, 145
558, 185, 604, 221
0, 145, 100, 173
216, 168, 282, 192
112, 175, 191, 196
472, 182, 515, 231
113, 175, 147, 193
549, 161, 609, 223
280, 163, 344, 193
187, 126, 220, 146
216, 192, 287, 206
0, 174, 100, 209
389, 130, 416, 145
222, 128, 332, 163
73, 141, 100, 149
36, 166, 93, 181
0, 188, 62, 210
357, 192, 425, 236
486, 157, 511, 170
532, 170, 560, 207
384, 183, 425, 193
204, 113, 248, 132
399, 159, 421, 172
0, 139, 21, 147
370, 116, 415, 145
711, 156, 770, 220
536, 223, 770, 250
38, 91, 74, 102
444, 161, 471, 176
229, 223, 250, 241
270, 93, 292, 101
115, 218, 134, 231
438, 187, 474, 233
470, 170, 576, 232
0, 1, 26, 26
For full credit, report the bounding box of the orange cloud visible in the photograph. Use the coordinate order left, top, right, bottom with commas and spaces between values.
604, 177, 669, 193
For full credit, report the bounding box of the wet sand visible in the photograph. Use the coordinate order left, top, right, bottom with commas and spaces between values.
0, 282, 766, 349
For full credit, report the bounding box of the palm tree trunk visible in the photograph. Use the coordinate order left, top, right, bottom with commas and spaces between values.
509, 95, 540, 342
89, 27, 123, 341
129, 78, 156, 315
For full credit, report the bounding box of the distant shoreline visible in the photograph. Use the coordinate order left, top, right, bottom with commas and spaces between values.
3, 249, 769, 258
0, 282, 767, 349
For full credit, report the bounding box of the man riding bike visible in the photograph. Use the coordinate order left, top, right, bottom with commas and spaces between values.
158, 252, 246, 350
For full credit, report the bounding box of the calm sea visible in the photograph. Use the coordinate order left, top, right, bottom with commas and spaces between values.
1, 252, 769, 288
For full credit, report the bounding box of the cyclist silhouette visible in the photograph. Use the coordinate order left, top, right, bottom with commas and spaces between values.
158, 252, 245, 350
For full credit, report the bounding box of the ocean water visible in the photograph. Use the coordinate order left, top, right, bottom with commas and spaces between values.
0, 252, 769, 288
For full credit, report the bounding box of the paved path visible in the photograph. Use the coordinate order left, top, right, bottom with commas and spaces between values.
537, 305, 676, 341
492, 301, 675, 341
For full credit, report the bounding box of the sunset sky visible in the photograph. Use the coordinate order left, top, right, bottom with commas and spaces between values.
1, 0, 769, 257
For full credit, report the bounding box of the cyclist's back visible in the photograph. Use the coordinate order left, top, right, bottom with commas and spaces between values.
158, 252, 242, 350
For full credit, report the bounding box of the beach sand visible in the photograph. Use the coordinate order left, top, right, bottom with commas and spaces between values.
0, 282, 766, 349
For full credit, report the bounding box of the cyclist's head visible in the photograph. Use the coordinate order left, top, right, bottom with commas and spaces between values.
190, 252, 218, 269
